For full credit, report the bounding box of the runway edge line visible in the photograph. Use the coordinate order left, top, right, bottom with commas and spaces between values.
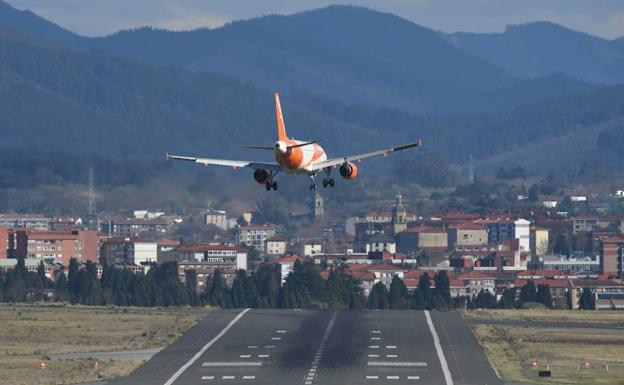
163, 308, 251, 385
424, 310, 454, 385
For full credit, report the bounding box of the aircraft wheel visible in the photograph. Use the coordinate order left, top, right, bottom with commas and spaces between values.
322, 179, 328, 188
272, 181, 278, 191
310, 183, 317, 191
265, 182, 272, 191
329, 178, 335, 187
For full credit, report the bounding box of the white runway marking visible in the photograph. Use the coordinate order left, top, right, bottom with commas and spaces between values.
163, 308, 250, 385
265, 345, 276, 348
369, 345, 380, 348
242, 376, 256, 380
371, 337, 381, 340
222, 376, 235, 380
367, 361, 427, 367
271, 337, 282, 340
371, 330, 381, 333
202, 362, 263, 367
240, 354, 251, 358
366, 375, 379, 379
425, 310, 454, 385
201, 376, 214, 380
304, 311, 337, 384
368, 354, 379, 358
247, 345, 258, 349
258, 354, 270, 358
386, 345, 397, 349
387, 375, 400, 380
387, 354, 398, 358
276, 330, 287, 333
407, 376, 421, 380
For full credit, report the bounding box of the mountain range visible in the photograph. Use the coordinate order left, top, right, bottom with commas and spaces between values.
0, 0, 623, 181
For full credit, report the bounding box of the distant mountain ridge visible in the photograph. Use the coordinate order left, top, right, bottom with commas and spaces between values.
0, 1, 602, 114
444, 21, 624, 84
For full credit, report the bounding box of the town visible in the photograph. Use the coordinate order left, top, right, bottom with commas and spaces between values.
2, 187, 624, 311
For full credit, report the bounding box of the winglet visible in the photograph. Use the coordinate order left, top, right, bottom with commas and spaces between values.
165, 152, 170, 160
274, 92, 288, 141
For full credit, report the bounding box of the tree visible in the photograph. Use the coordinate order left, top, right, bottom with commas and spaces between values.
411, 288, 425, 310
536, 284, 553, 308
231, 270, 248, 308
418, 273, 432, 309
368, 282, 389, 309
205, 269, 230, 308
499, 288, 517, 309
528, 184, 539, 203
434, 271, 451, 307
185, 269, 199, 307
475, 289, 497, 309
579, 288, 595, 310
388, 276, 408, 309
519, 280, 537, 304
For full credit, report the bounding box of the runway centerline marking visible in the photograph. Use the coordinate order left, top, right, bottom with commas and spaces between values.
425, 310, 454, 385
163, 308, 250, 385
303, 311, 337, 384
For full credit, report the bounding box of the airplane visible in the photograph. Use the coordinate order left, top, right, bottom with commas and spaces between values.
166, 93, 422, 191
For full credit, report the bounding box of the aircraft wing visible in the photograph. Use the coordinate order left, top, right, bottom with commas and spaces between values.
166, 153, 282, 171
309, 139, 422, 171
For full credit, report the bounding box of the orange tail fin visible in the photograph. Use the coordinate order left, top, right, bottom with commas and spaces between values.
274, 92, 288, 141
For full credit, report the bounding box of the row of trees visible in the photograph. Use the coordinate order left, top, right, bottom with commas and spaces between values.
0, 257, 600, 310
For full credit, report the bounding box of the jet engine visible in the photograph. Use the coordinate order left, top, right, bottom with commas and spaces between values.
339, 162, 358, 179
253, 169, 271, 184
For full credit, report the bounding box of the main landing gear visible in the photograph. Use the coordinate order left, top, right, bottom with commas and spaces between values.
265, 181, 278, 191
322, 167, 335, 188
309, 174, 317, 191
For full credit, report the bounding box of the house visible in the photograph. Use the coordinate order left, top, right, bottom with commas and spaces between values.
474, 218, 515, 245
99, 237, 157, 266
515, 269, 570, 280
101, 218, 169, 237
456, 271, 496, 296
364, 211, 393, 223
205, 210, 230, 230
266, 238, 287, 256
0, 214, 49, 231
600, 237, 624, 276
529, 226, 549, 258
303, 243, 322, 257
365, 264, 407, 287
178, 259, 239, 292
514, 219, 531, 254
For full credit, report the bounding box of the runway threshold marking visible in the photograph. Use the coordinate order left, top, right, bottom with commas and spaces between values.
202, 362, 262, 367
367, 361, 427, 367
163, 308, 250, 385
303, 311, 337, 384
425, 310, 454, 385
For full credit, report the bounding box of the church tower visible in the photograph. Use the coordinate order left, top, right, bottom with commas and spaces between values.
314, 191, 324, 219
392, 194, 407, 234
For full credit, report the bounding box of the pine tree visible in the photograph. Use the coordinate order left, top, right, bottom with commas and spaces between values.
368, 282, 389, 309
231, 270, 248, 308
411, 288, 425, 310
519, 280, 537, 304
418, 273, 432, 309
499, 287, 517, 309
580, 288, 595, 310
536, 284, 553, 308
388, 275, 408, 309
434, 271, 451, 306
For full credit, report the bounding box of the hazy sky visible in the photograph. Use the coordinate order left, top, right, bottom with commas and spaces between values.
6, 0, 624, 39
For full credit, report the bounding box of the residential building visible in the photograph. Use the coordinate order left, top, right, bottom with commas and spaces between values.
24, 230, 98, 265
568, 279, 624, 309
0, 214, 49, 231
365, 233, 396, 254
101, 218, 169, 237
205, 210, 229, 230
538, 255, 599, 272
456, 271, 496, 296
304, 243, 322, 257
529, 226, 550, 258
266, 238, 287, 256
178, 260, 239, 292
128, 240, 158, 265
601, 237, 624, 276
514, 219, 531, 254
474, 218, 515, 245
235, 224, 276, 251
173, 245, 247, 271
365, 211, 393, 223
365, 265, 407, 287
133, 210, 165, 219
273, 255, 302, 284
447, 223, 488, 249
396, 226, 447, 253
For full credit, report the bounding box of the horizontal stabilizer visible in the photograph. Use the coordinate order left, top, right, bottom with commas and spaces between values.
233, 144, 275, 150
287, 140, 324, 149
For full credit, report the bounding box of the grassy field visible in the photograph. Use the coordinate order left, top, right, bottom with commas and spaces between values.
0, 305, 208, 385
467, 310, 624, 384
463, 309, 624, 325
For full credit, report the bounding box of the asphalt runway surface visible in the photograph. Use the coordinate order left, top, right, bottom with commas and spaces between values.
110, 309, 502, 385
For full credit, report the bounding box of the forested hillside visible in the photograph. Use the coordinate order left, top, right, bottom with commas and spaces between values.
445, 22, 624, 84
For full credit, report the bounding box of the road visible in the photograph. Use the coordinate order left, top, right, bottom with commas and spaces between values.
109, 309, 503, 385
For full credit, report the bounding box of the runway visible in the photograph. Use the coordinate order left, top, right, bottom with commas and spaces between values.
110, 309, 502, 385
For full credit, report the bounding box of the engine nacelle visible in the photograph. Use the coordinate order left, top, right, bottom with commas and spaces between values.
339, 162, 358, 179
253, 169, 271, 184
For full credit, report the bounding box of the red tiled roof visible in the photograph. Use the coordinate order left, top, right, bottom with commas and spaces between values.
177, 245, 239, 252
457, 271, 495, 279
448, 222, 486, 230
274, 255, 302, 264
